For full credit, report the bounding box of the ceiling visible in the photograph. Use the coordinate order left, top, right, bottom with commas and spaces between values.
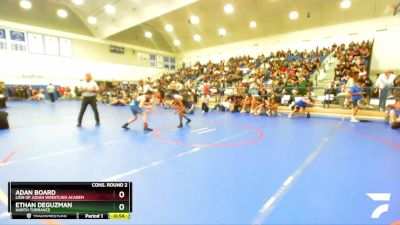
0, 0, 92, 36
0, 0, 397, 53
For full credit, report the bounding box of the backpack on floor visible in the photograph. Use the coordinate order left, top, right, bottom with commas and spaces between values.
0, 111, 9, 129
0, 96, 6, 108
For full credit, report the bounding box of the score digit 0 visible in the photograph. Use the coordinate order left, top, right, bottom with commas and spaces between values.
119, 191, 125, 199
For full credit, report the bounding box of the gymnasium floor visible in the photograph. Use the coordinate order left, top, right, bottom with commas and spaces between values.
0, 100, 399, 225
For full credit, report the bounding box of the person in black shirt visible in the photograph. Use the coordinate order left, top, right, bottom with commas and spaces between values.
360, 74, 372, 107
393, 75, 400, 99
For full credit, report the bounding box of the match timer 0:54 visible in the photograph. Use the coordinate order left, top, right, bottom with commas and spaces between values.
109, 212, 130, 220
8, 182, 132, 220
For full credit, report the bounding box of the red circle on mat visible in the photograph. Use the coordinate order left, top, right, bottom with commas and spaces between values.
152, 125, 265, 148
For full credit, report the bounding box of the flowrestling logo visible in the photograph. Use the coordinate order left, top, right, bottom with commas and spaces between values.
366, 193, 391, 219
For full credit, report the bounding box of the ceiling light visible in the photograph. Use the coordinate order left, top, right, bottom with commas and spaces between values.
289, 11, 299, 20
57, 9, 68, 18
105, 4, 116, 14
173, 39, 181, 46
144, 31, 152, 38
189, 15, 200, 24
19, 0, 32, 10
165, 24, 174, 33
72, 0, 84, 5
224, 4, 234, 14
218, 28, 226, 36
250, 20, 257, 28
340, 0, 351, 9
194, 34, 201, 42
87, 16, 97, 25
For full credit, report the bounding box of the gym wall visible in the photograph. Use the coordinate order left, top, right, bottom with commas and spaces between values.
0, 20, 174, 85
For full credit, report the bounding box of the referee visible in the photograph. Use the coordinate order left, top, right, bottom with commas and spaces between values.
47, 83, 55, 103
77, 73, 100, 127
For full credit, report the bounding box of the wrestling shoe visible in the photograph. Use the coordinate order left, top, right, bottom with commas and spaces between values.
144, 127, 153, 132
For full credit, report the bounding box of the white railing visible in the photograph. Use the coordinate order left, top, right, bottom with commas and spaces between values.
316, 50, 336, 81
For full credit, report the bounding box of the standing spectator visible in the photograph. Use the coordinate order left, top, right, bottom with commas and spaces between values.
375, 71, 396, 111
360, 74, 372, 107
143, 81, 152, 93
77, 73, 100, 127
343, 72, 354, 108
392, 75, 400, 99
47, 83, 55, 103
203, 83, 210, 96
350, 79, 363, 123
58, 86, 65, 99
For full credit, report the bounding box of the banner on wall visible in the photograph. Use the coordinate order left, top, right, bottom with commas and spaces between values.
156, 55, 163, 68
170, 57, 176, 69
163, 56, 170, 69
59, 38, 72, 57
10, 30, 25, 42
0, 28, 6, 50
0, 42, 6, 50
149, 54, 156, 67
44, 35, 59, 56
137, 52, 150, 60
27, 33, 44, 54
0, 29, 5, 39
9, 30, 26, 52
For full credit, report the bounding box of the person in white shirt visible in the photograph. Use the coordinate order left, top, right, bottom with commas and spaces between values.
143, 81, 152, 94
46, 83, 55, 103
375, 71, 396, 111
77, 73, 100, 127
343, 72, 354, 108
212, 96, 230, 112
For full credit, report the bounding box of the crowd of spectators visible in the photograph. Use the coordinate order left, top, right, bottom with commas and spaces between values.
152, 45, 334, 105
4, 85, 73, 101
86, 45, 334, 116
2, 41, 398, 123
329, 41, 374, 107
97, 46, 334, 116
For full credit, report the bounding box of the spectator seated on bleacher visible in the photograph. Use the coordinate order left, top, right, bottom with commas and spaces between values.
110, 94, 128, 106
334, 41, 372, 83
29, 89, 45, 101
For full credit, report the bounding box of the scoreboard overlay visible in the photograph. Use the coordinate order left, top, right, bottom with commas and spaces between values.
8, 182, 132, 220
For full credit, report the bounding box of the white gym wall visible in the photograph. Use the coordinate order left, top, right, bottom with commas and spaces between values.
0, 20, 173, 85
